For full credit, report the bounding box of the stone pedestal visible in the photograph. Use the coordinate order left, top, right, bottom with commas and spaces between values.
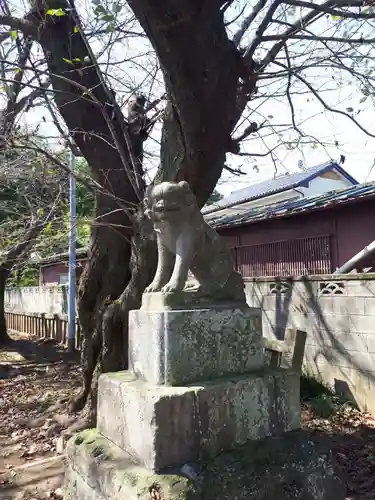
129, 306, 264, 386
65, 301, 304, 500
97, 370, 300, 471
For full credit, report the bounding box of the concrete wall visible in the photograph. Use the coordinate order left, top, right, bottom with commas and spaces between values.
6, 274, 375, 414
5, 286, 68, 314
245, 275, 375, 414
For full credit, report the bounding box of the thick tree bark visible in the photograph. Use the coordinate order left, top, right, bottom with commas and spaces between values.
127, 0, 242, 206
26, 0, 148, 417
19, 0, 257, 421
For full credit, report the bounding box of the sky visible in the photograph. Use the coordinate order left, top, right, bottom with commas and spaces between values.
3, 0, 375, 198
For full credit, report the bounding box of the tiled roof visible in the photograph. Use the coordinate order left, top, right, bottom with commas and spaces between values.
208, 181, 375, 229
37, 247, 88, 266
203, 162, 358, 214
37, 175, 369, 266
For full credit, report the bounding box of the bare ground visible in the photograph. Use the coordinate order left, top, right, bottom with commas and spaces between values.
1, 332, 375, 500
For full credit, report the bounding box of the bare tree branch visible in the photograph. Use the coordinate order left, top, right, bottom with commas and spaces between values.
232, 0, 268, 47
273, 59, 375, 138
285, 0, 375, 18
0, 15, 37, 37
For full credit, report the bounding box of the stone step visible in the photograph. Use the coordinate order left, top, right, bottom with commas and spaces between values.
97, 369, 300, 471
129, 306, 265, 386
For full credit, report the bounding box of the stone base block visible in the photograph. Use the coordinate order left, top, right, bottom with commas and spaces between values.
64, 429, 346, 500
64, 429, 197, 500
128, 307, 264, 386
97, 369, 300, 471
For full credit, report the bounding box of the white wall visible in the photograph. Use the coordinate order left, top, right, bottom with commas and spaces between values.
5, 286, 68, 314
299, 173, 352, 198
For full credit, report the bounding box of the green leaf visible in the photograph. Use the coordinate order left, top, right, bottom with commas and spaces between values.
74, 25, 79, 33
45, 222, 52, 233
94, 5, 107, 14
100, 13, 115, 21
105, 23, 115, 32
63, 57, 73, 65
15, 67, 21, 74
46, 8, 65, 16
10, 31, 17, 41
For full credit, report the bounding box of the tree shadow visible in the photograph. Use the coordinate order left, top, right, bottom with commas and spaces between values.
261, 276, 375, 410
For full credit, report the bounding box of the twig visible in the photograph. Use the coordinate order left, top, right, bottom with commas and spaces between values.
232, 0, 268, 47
223, 164, 246, 176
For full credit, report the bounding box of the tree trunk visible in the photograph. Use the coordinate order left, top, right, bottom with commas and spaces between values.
126, 0, 243, 206
0, 268, 10, 344
25, 0, 257, 421
27, 0, 148, 418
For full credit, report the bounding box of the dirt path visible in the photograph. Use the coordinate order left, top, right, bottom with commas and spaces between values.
0, 333, 81, 500
1, 333, 375, 499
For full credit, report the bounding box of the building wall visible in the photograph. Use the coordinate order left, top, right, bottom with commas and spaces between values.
245, 275, 375, 415
218, 197, 375, 275
41, 261, 85, 286
299, 170, 353, 197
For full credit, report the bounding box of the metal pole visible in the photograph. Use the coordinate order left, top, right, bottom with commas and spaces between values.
68, 149, 77, 352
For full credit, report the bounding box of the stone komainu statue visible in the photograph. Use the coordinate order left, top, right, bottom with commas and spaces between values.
143, 181, 246, 303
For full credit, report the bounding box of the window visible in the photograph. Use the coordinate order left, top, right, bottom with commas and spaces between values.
59, 273, 69, 285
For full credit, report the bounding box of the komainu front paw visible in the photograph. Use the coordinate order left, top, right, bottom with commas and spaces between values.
144, 282, 162, 293
161, 281, 183, 293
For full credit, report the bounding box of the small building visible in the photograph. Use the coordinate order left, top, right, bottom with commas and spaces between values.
211, 182, 375, 276
39, 248, 88, 285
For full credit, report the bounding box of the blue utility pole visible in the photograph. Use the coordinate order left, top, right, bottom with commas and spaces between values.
68, 148, 77, 352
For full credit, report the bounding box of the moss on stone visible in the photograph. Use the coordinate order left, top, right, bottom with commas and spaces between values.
81, 428, 98, 444
66, 431, 200, 499
91, 445, 106, 457
74, 434, 84, 445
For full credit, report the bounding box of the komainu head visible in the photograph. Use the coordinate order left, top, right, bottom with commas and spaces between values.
144, 181, 196, 222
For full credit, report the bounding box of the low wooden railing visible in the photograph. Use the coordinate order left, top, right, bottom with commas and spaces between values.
6, 310, 305, 366
5, 310, 80, 348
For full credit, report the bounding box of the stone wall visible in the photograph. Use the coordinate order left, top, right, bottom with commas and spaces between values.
5, 286, 68, 314
245, 274, 375, 414
5, 276, 375, 414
